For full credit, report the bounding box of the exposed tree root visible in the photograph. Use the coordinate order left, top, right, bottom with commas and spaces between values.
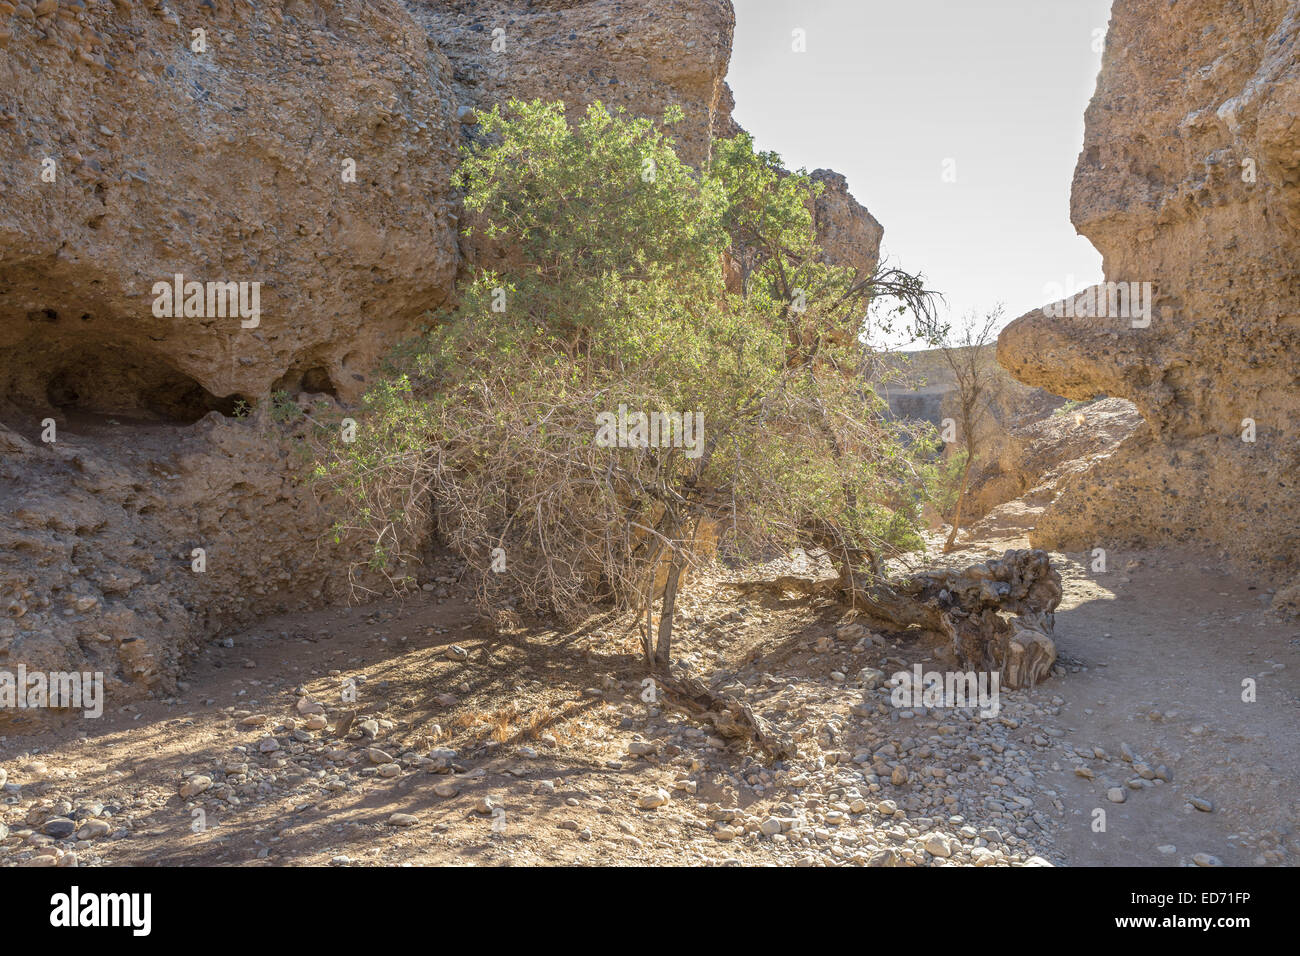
659, 664, 797, 762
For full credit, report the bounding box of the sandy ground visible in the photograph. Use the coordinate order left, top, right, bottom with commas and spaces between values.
2, 514, 1296, 867
1039, 547, 1298, 865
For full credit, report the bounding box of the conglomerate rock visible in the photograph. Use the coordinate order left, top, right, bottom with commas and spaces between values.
0, 0, 462, 408
997, 0, 1299, 597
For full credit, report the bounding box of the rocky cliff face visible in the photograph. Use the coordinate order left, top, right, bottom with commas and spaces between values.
998, 0, 1300, 600
0, 0, 461, 410
0, 0, 876, 422
875, 347, 1131, 528
810, 168, 884, 281
0, 408, 382, 731
0, 0, 885, 718
407, 0, 736, 167
0, 0, 463, 726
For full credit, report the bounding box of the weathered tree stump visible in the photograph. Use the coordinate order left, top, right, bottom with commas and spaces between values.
849, 549, 1062, 688
725, 548, 1063, 689
1001, 611, 1057, 690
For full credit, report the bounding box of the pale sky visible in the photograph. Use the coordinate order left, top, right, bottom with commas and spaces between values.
728, 0, 1114, 345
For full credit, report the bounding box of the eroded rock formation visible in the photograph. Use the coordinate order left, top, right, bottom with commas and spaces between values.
0, 0, 886, 717
0, 409, 381, 731
963, 397, 1143, 527
810, 168, 883, 281
0, 0, 464, 726
407, 0, 736, 167
998, 0, 1300, 598
0, 0, 461, 409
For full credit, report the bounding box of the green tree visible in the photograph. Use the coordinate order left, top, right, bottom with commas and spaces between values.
317, 99, 941, 671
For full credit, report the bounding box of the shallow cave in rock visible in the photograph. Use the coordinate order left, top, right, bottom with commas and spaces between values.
38, 352, 244, 423
272, 364, 339, 399
0, 265, 254, 426
1, 321, 243, 426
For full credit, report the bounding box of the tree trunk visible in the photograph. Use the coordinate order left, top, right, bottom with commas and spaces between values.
943, 451, 974, 553
642, 576, 656, 668
659, 664, 796, 761
654, 550, 684, 669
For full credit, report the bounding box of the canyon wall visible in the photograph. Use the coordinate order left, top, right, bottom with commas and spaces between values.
0, 0, 462, 410
998, 0, 1300, 608
0, 0, 885, 720
407, 0, 736, 168
875, 348, 1141, 527
0, 407, 377, 731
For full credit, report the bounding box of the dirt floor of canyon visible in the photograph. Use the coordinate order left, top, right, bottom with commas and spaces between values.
2, 501, 1296, 868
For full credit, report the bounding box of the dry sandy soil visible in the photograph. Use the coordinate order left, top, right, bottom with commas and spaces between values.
2, 504, 1296, 868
